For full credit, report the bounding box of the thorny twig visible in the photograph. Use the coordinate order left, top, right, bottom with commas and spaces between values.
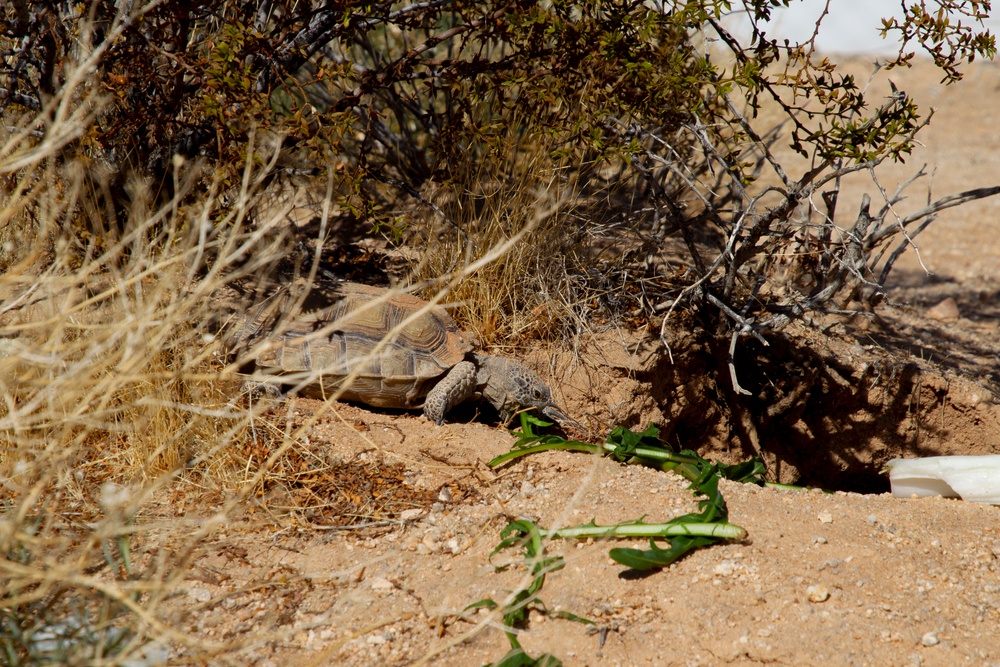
625, 47, 1000, 396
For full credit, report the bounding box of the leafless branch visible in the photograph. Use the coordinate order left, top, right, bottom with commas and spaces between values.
0, 87, 40, 111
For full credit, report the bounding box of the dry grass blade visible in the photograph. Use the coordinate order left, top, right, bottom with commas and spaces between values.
0, 54, 298, 663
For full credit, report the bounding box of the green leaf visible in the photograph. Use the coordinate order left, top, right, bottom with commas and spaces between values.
550, 609, 595, 625
492, 519, 545, 563
605, 423, 662, 459
610, 535, 716, 570
487, 647, 563, 667
479, 513, 592, 660
503, 589, 536, 629
488, 414, 601, 468
465, 598, 499, 612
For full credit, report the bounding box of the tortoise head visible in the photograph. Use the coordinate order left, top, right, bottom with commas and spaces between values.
476, 355, 578, 428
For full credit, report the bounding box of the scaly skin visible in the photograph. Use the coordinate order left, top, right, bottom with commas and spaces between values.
423, 360, 477, 424
422, 353, 575, 426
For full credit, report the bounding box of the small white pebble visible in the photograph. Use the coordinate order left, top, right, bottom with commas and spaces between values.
818, 512, 833, 524
921, 631, 940, 647
188, 588, 212, 603
400, 509, 423, 522
370, 577, 394, 591
713, 561, 735, 577
807, 584, 830, 603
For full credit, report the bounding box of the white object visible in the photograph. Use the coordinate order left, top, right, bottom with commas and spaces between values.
886, 456, 1000, 504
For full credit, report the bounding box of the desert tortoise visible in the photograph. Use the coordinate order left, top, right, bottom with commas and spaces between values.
229, 282, 574, 425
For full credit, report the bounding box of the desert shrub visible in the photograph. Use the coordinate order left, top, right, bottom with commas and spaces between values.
1, 1, 998, 662
4, 2, 995, 326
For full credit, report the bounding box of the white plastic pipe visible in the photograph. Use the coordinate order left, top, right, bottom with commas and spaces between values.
886, 456, 1000, 504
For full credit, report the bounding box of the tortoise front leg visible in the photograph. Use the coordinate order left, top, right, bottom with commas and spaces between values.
423, 360, 477, 424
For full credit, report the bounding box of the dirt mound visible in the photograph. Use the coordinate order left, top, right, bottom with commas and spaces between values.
544, 305, 1000, 492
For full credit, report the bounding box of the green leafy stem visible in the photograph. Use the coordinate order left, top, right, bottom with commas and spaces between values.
490, 415, 766, 486
471, 416, 768, 665
467, 518, 592, 667
487, 415, 764, 571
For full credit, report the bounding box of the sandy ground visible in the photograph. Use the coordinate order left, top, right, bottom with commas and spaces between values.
169, 400, 1000, 667
147, 58, 1000, 666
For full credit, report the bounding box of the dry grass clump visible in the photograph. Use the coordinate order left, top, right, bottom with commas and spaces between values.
0, 215, 232, 662
0, 78, 313, 661
0, 65, 521, 664
408, 137, 600, 350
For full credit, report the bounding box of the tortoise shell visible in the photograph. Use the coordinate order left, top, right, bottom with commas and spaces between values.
231, 282, 474, 408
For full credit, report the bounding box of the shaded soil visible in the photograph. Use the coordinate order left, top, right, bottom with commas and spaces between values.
151, 58, 1000, 665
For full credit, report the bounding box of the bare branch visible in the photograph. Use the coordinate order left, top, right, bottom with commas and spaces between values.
0, 87, 40, 111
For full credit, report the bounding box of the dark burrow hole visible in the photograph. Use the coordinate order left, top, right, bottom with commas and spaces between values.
810, 470, 891, 495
